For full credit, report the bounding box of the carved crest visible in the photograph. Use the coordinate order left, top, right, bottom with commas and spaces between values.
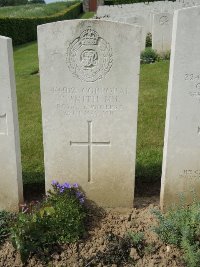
66, 26, 113, 82
159, 16, 169, 25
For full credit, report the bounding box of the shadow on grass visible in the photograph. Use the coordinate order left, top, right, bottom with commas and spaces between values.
23, 171, 45, 202
135, 162, 161, 197
13, 41, 36, 52
22, 162, 162, 202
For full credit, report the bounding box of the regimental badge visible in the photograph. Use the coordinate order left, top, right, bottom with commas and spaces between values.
66, 26, 113, 83
159, 16, 169, 25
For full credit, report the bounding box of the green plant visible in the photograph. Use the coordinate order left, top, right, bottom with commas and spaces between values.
141, 48, 158, 64
0, 2, 77, 18
157, 50, 171, 61
0, 2, 82, 45
153, 201, 200, 267
0, 211, 16, 245
128, 231, 146, 257
11, 181, 86, 262
0, 0, 27, 7
128, 231, 144, 245
28, 0, 45, 4
146, 32, 152, 47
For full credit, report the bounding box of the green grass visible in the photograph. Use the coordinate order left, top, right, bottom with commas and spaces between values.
136, 61, 169, 184
78, 11, 95, 19
14, 42, 43, 184
0, 2, 78, 18
14, 42, 169, 187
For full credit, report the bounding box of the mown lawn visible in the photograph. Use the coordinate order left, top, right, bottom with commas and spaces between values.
14, 42, 43, 185
14, 41, 169, 188
137, 61, 169, 186
78, 11, 95, 19
0, 1, 78, 18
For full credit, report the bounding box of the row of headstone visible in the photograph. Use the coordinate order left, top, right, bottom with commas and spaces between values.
96, 0, 199, 53
96, 11, 174, 53
1, 4, 200, 211
97, 0, 200, 19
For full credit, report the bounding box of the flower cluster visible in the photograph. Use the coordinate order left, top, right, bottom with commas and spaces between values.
51, 180, 85, 204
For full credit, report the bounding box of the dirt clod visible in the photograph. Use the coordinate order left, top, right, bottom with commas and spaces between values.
0, 197, 186, 267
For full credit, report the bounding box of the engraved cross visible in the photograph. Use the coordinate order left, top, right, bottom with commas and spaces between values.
70, 121, 110, 182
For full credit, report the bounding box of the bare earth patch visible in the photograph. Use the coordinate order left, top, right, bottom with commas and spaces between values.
0, 196, 185, 267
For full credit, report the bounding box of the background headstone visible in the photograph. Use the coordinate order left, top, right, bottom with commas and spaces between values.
38, 19, 141, 208
161, 6, 200, 209
126, 16, 147, 51
96, 1, 195, 35
152, 12, 173, 53
0, 36, 23, 211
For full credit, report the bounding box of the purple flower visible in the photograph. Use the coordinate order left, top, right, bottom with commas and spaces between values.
76, 191, 84, 198
56, 183, 62, 189
73, 183, 79, 188
79, 198, 84, 204
63, 182, 71, 189
51, 180, 57, 185
59, 187, 64, 193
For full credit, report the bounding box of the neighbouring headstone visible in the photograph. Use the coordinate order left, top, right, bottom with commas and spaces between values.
161, 6, 200, 210
0, 36, 23, 211
38, 19, 141, 207
152, 12, 173, 53
126, 16, 147, 51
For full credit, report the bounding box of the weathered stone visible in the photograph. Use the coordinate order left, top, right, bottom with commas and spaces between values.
38, 19, 141, 207
152, 12, 173, 53
0, 36, 23, 211
126, 16, 147, 51
161, 6, 200, 209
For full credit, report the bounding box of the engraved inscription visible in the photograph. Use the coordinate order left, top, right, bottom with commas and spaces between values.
66, 26, 113, 82
185, 74, 200, 81
159, 16, 169, 25
184, 73, 200, 100
179, 169, 200, 180
50, 87, 128, 117
0, 113, 7, 135
70, 121, 110, 182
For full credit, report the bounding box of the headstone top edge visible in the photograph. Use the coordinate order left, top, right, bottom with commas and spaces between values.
0, 35, 11, 42
37, 18, 142, 33
175, 4, 200, 14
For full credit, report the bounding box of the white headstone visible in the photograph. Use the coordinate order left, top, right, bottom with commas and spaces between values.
0, 36, 23, 211
126, 16, 147, 51
38, 19, 141, 208
152, 12, 173, 53
161, 6, 200, 209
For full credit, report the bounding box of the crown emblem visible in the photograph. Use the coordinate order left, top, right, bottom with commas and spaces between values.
80, 27, 99, 45
67, 26, 113, 82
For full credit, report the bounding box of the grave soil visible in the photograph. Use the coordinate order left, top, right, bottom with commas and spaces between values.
0, 182, 185, 267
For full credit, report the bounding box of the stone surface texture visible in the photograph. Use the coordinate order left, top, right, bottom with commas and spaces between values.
126, 16, 146, 51
161, 6, 200, 209
38, 19, 141, 208
0, 36, 23, 211
152, 12, 173, 53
